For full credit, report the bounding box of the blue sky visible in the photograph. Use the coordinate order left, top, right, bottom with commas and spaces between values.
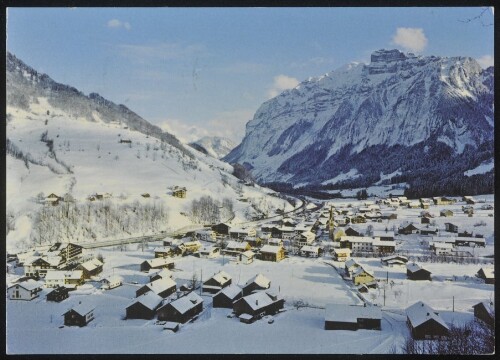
7, 7, 494, 143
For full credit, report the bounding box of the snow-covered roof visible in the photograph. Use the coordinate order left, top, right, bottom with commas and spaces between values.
332, 248, 351, 254
102, 275, 122, 284
130, 292, 163, 311
144, 277, 176, 294
216, 284, 242, 299
268, 238, 283, 245
240, 291, 274, 311
474, 301, 494, 316
153, 246, 171, 253
340, 236, 372, 243
80, 258, 103, 271
145, 258, 174, 268
300, 245, 320, 252
406, 263, 430, 273
67, 303, 95, 317
372, 239, 396, 247
352, 267, 373, 277
260, 245, 283, 254
433, 242, 454, 249
167, 292, 203, 314
241, 250, 255, 258
211, 271, 232, 284
9, 279, 41, 291
325, 304, 381, 323
345, 259, 359, 269
225, 241, 249, 250
381, 255, 408, 262
45, 270, 83, 281
479, 267, 494, 279
406, 301, 448, 330
431, 236, 455, 243
148, 268, 173, 279
372, 230, 395, 238
245, 273, 270, 288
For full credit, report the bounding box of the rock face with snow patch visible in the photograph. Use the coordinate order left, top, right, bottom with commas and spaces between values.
225, 49, 494, 196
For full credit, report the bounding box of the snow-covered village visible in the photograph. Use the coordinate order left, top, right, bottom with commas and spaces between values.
5, 7, 495, 355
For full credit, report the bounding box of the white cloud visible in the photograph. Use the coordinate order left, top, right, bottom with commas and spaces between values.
157, 109, 254, 144
267, 74, 300, 99
391, 27, 428, 53
476, 55, 494, 69
107, 19, 131, 30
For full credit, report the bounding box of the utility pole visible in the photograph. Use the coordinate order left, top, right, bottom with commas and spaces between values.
453, 296, 454, 312
200, 269, 203, 295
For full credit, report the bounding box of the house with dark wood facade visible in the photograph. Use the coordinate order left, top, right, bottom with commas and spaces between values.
78, 258, 103, 279
212, 222, 231, 235
407, 263, 432, 281
406, 301, 449, 339
136, 277, 177, 298
202, 271, 232, 294
473, 301, 494, 327
126, 292, 163, 320
63, 303, 95, 327
140, 258, 175, 272
157, 292, 203, 323
259, 245, 285, 262
324, 304, 381, 330
233, 291, 284, 323
46, 286, 69, 302
213, 284, 243, 308
477, 267, 494, 284
242, 273, 271, 296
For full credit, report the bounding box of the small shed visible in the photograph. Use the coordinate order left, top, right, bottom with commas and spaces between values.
477, 267, 494, 284
440, 209, 454, 217
239, 250, 255, 264
101, 275, 122, 290
63, 303, 95, 327
211, 222, 231, 235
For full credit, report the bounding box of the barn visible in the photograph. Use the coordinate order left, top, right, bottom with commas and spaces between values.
324, 304, 381, 331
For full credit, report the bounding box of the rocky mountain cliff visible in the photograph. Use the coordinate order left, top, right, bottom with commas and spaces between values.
225, 49, 494, 197
189, 136, 236, 159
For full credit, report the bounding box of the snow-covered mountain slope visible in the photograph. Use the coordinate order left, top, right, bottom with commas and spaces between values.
225, 49, 494, 196
6, 53, 294, 252
189, 136, 236, 159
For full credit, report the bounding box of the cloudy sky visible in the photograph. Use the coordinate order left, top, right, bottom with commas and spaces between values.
7, 7, 494, 143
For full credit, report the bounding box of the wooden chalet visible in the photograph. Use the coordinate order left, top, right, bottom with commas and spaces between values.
297, 231, 316, 245
440, 209, 454, 217
352, 267, 375, 285
420, 226, 439, 236
154, 246, 175, 258
213, 284, 243, 308
24, 256, 62, 278
259, 245, 285, 262
242, 273, 271, 296
406, 301, 449, 339
149, 268, 174, 282
211, 222, 231, 235
44, 270, 84, 288
344, 226, 363, 237
372, 239, 396, 254
78, 258, 103, 279
230, 227, 256, 239
195, 229, 217, 242
140, 258, 175, 272
332, 248, 351, 262
136, 277, 177, 298
238, 250, 255, 264
46, 286, 69, 302
325, 304, 381, 331
473, 301, 494, 327
157, 292, 203, 323
398, 222, 420, 235
202, 271, 232, 294
172, 186, 187, 198
300, 245, 322, 258
197, 246, 220, 259
372, 230, 395, 241
233, 291, 284, 323
7, 279, 42, 301
444, 222, 459, 233
224, 241, 251, 256
126, 292, 163, 320
63, 303, 95, 327
45, 193, 61, 206
101, 275, 122, 290
344, 259, 361, 276
406, 263, 432, 281
477, 267, 494, 284
381, 255, 408, 266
